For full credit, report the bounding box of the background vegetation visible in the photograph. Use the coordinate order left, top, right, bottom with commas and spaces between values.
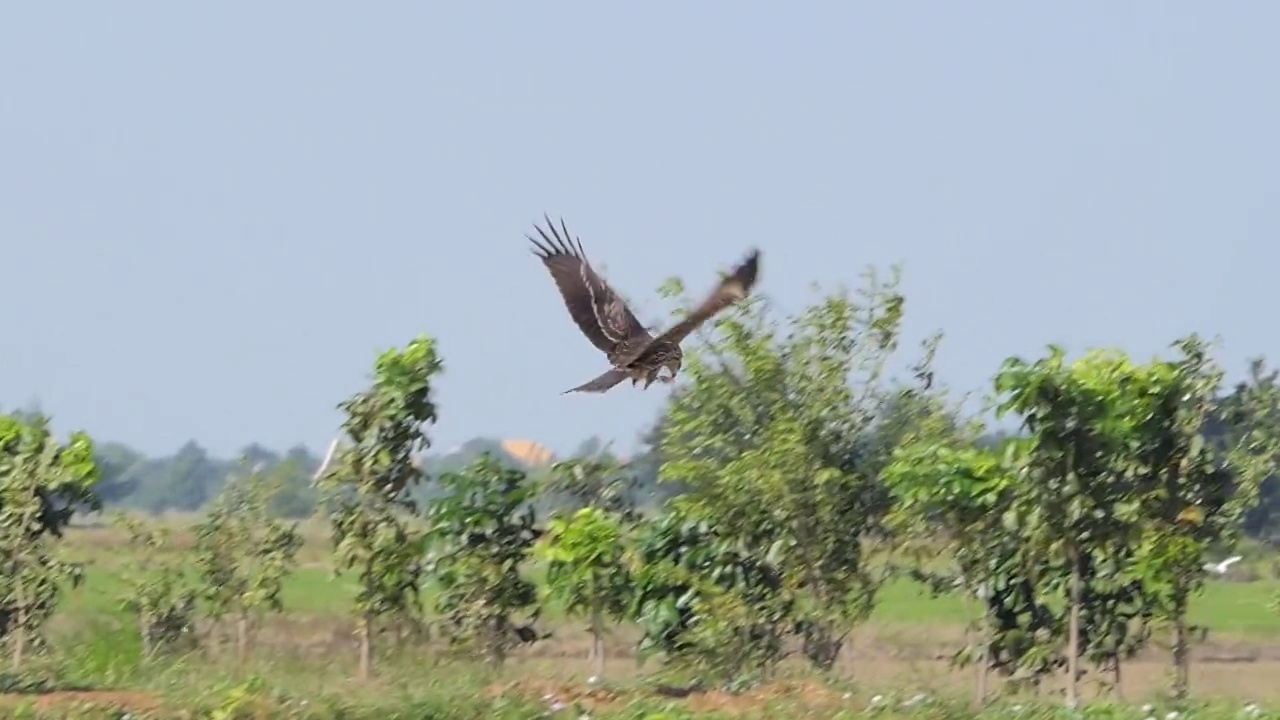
4, 265, 1280, 719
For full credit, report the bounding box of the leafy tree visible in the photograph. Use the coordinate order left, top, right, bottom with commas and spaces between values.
114, 514, 199, 658
992, 346, 1225, 705
536, 506, 632, 679
1129, 340, 1280, 701
629, 407, 685, 507
267, 446, 323, 518
572, 436, 612, 460
317, 335, 443, 681
993, 348, 1139, 705
884, 442, 1017, 706
0, 413, 101, 669
1220, 360, 1280, 543
92, 442, 147, 506
542, 454, 640, 521
656, 265, 943, 675
628, 508, 791, 687
1230, 360, 1280, 623
136, 441, 227, 513
425, 454, 544, 669
193, 461, 303, 663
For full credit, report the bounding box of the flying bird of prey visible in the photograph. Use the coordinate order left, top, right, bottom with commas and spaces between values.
528, 215, 761, 395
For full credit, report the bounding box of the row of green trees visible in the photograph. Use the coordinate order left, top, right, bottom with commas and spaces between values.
295, 269, 1280, 703
20, 395, 1280, 545
4, 265, 1280, 707
114, 465, 305, 663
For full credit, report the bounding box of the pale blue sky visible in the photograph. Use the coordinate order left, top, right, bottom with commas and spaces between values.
2, 3, 1277, 459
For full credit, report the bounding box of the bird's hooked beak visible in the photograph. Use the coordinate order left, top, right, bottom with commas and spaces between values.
661, 359, 681, 383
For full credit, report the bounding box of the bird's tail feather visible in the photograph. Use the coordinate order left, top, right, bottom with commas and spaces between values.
562, 368, 629, 394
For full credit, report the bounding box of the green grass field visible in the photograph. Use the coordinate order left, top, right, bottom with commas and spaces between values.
4, 521, 1279, 719
60, 564, 1280, 636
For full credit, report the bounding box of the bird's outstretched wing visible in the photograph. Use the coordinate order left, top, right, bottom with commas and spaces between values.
562, 367, 630, 395
628, 248, 761, 362
528, 215, 652, 356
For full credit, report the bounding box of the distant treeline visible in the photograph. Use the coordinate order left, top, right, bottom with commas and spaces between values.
4, 398, 1274, 541
87, 433, 664, 520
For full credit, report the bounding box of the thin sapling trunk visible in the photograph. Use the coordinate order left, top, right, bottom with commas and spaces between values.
590, 597, 606, 680
1066, 546, 1082, 709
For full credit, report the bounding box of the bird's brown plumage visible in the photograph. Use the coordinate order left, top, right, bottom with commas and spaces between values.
528, 215, 761, 394
526, 216, 652, 360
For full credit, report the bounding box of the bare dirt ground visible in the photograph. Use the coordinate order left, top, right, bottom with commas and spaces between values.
0, 690, 164, 715
498, 622, 1280, 708
27, 522, 1280, 715
4, 625, 1280, 718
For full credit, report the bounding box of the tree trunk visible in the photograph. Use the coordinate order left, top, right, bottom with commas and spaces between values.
139, 614, 152, 659
10, 629, 22, 671
976, 646, 989, 707
358, 556, 375, 682
1066, 547, 1082, 709
11, 581, 26, 671
590, 599, 605, 680
973, 582, 990, 708
236, 613, 249, 665
1171, 583, 1190, 702
488, 618, 506, 671
358, 612, 372, 682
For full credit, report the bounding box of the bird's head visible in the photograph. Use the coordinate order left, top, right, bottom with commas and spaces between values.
660, 354, 682, 382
